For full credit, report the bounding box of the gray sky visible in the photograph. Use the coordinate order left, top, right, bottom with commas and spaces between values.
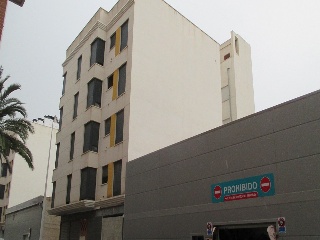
1, 0, 320, 120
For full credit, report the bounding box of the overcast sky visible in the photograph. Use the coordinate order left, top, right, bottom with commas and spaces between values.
1, 0, 320, 120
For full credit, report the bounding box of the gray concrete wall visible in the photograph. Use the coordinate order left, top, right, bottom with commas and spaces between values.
124, 90, 320, 240
4, 201, 42, 240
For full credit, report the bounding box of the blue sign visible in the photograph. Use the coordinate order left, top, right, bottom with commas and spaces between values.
211, 173, 275, 203
279, 226, 286, 233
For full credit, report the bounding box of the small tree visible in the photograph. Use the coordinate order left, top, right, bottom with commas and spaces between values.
0, 67, 34, 171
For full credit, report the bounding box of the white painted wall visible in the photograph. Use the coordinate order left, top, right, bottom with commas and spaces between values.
128, 0, 222, 161
220, 32, 255, 124
232, 32, 255, 118
9, 120, 58, 207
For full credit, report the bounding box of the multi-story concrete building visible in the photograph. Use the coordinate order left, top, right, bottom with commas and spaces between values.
49, 0, 254, 239
0, 117, 59, 238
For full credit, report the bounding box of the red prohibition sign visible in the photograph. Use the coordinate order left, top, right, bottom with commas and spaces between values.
260, 177, 271, 193
214, 185, 222, 199
278, 217, 285, 227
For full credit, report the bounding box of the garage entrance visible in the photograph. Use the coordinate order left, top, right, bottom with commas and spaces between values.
217, 223, 275, 240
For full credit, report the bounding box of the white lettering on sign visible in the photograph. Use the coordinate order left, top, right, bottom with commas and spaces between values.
223, 182, 258, 194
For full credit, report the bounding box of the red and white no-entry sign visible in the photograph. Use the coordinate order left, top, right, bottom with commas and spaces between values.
214, 185, 222, 199
260, 177, 271, 193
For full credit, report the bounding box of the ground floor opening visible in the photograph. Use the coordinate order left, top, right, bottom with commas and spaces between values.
193, 223, 276, 240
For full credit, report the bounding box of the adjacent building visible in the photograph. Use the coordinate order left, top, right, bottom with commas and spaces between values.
49, 0, 255, 239
124, 90, 320, 240
4, 196, 60, 240
0, 117, 60, 238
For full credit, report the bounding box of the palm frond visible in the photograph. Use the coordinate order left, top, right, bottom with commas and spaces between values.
0, 104, 27, 119
0, 133, 34, 170
0, 68, 34, 170
0, 83, 21, 101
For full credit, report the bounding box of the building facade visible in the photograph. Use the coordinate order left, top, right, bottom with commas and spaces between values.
124, 90, 320, 240
49, 0, 255, 239
8, 118, 58, 207
0, 117, 59, 238
4, 196, 60, 240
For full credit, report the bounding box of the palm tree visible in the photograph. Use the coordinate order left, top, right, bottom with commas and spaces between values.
0, 67, 34, 171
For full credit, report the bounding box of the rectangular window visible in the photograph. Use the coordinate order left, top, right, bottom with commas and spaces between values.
110, 33, 116, 49
1, 163, 8, 177
51, 182, 56, 208
102, 165, 108, 184
87, 78, 102, 108
70, 132, 75, 160
73, 92, 79, 119
77, 55, 82, 80
62, 73, 67, 95
224, 53, 230, 60
120, 20, 128, 51
55, 143, 60, 168
107, 74, 113, 89
105, 117, 111, 136
0, 185, 5, 199
66, 174, 72, 204
6, 182, 10, 198
118, 63, 127, 96
5, 147, 9, 156
113, 160, 122, 196
80, 167, 97, 200
115, 109, 124, 144
59, 107, 63, 131
90, 38, 105, 66
83, 121, 100, 153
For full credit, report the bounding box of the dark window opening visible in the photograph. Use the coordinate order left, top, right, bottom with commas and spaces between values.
66, 174, 72, 204
90, 38, 105, 66
102, 165, 108, 184
120, 20, 128, 51
105, 117, 111, 136
80, 167, 97, 200
107, 74, 113, 89
59, 107, 63, 131
55, 143, 60, 168
1, 163, 8, 177
5, 147, 10, 156
118, 63, 127, 97
51, 182, 56, 208
115, 109, 124, 144
113, 160, 122, 196
87, 78, 102, 108
0, 185, 6, 199
224, 53, 230, 60
77, 55, 82, 80
62, 73, 67, 95
83, 121, 100, 153
110, 33, 116, 49
73, 92, 79, 119
70, 132, 75, 160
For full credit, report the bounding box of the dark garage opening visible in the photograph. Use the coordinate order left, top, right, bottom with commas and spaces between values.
218, 224, 272, 240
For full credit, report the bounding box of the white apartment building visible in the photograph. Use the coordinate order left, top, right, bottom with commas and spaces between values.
0, 117, 59, 238
49, 0, 255, 239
